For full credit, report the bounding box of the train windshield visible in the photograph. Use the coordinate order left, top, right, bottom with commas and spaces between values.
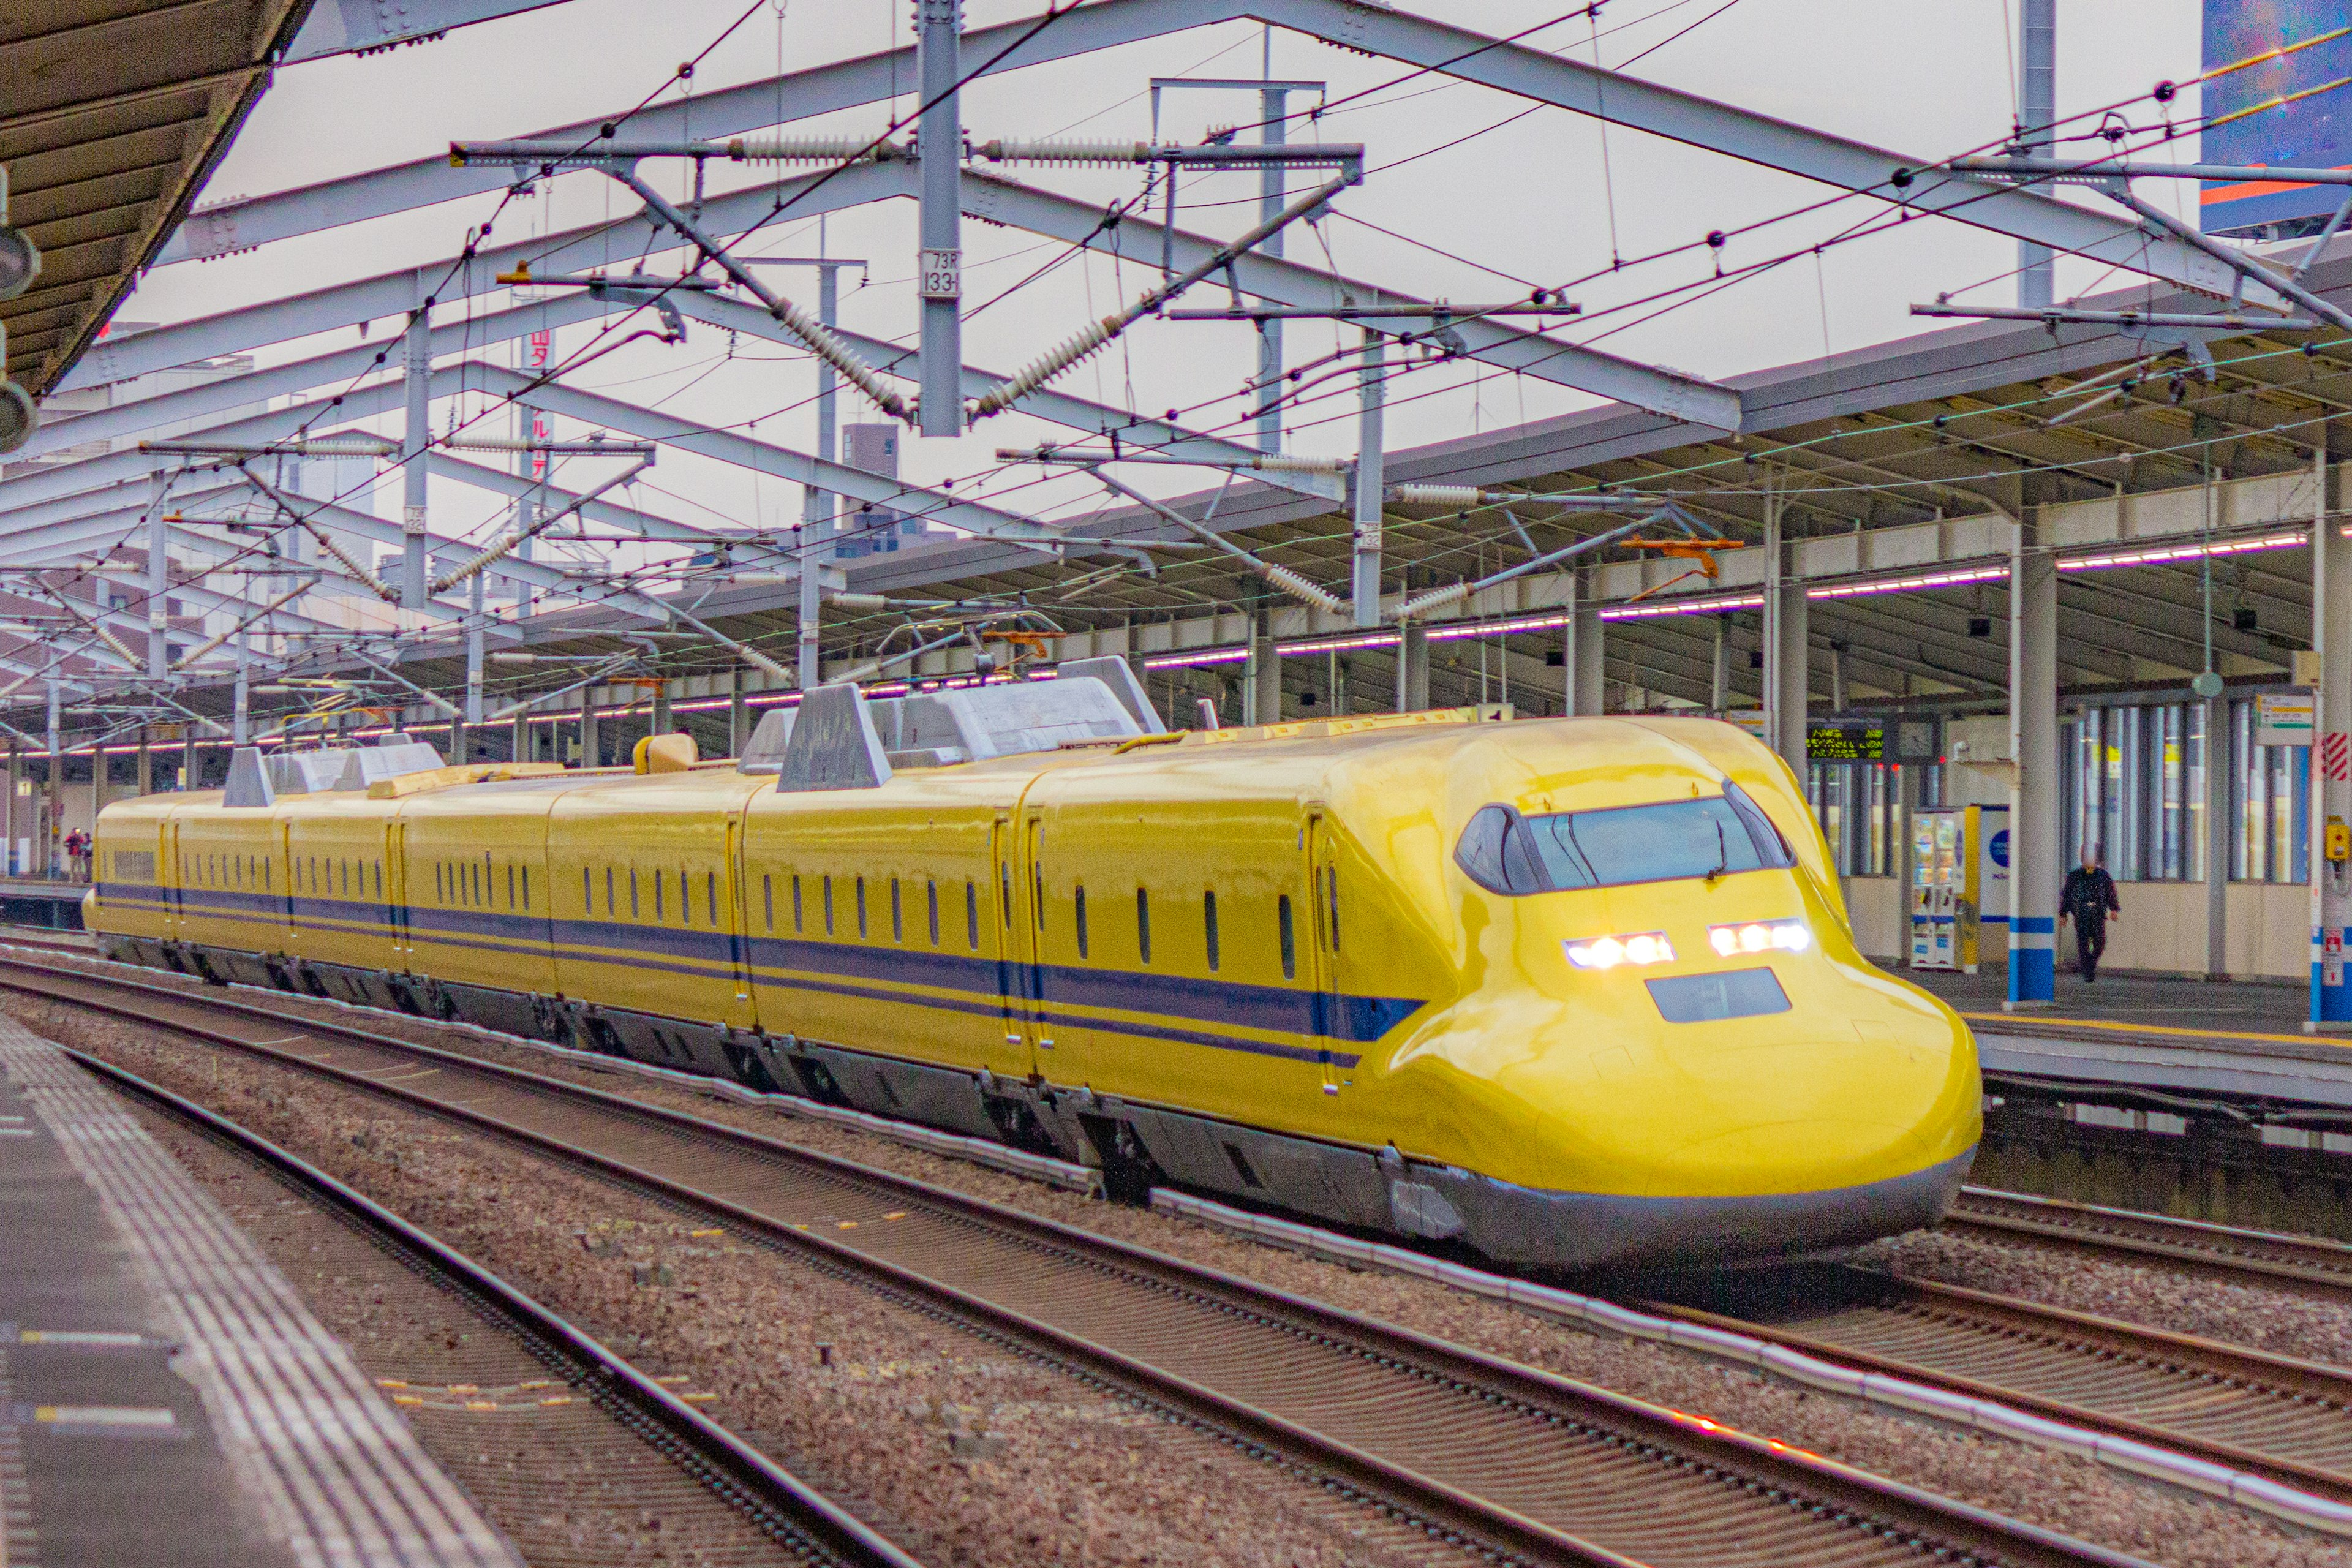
1456, 785, 1794, 895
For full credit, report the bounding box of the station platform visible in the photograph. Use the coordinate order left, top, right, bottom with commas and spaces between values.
1905, 969, 2352, 1115
0, 882, 83, 930
0, 1017, 519, 1566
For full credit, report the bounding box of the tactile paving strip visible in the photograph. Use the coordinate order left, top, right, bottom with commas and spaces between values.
0, 1016, 521, 1568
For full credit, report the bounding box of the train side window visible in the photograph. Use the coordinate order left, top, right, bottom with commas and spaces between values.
679, 865, 690, 924
1204, 891, 1220, 971
374, 862, 382, 898
584, 867, 592, 910
265, 860, 272, 891
605, 866, 615, 916
891, 877, 903, 943
793, 875, 804, 933
856, 876, 868, 939
965, 880, 978, 950
508, 865, 516, 910
654, 870, 665, 921
763, 875, 774, 931
1031, 864, 1043, 931
522, 867, 530, 910
927, 880, 940, 948
1136, 888, 1152, 965
473, 862, 482, 906
706, 872, 717, 927
435, 864, 444, 902
823, 875, 834, 935
1075, 884, 1089, 959
1325, 867, 1340, 954
630, 867, 639, 918
1278, 895, 1297, 980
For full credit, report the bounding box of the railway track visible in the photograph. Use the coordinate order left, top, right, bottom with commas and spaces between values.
1645, 1265, 2352, 1511
0, 924, 94, 952
64, 1039, 924, 1568
0, 956, 2147, 1568
1952, 1186, 2352, 1299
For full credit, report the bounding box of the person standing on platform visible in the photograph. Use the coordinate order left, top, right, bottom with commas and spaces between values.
2060, 845, 2120, 982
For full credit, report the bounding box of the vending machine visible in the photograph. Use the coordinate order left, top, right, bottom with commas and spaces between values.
1909, 810, 1961, 970
1910, 805, 2009, 973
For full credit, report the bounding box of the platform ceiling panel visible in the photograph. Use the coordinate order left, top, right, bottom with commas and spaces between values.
0, 0, 314, 397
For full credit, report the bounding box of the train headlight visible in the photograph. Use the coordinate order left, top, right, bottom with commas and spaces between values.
1565, 931, 1675, 970
1708, 918, 1810, 958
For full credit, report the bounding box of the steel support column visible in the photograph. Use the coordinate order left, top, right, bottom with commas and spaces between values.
1564, 573, 1604, 717
233, 646, 250, 745
1255, 72, 1289, 454
43, 683, 59, 878
1396, 623, 1428, 712
1761, 490, 1808, 775
1248, 609, 1279, 725
652, 681, 672, 737
916, 0, 964, 437
459, 571, 485, 763
2008, 512, 2058, 1007
512, 705, 530, 764
728, 674, 748, 758
1709, 615, 1729, 713
145, 470, 170, 679
2205, 690, 2230, 979
1351, 331, 1385, 627
136, 728, 151, 796
2016, 0, 2056, 309
401, 271, 431, 608
2311, 445, 2350, 1025
579, 687, 598, 768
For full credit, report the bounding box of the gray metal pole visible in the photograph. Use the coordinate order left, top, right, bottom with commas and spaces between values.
43, 681, 58, 877
1352, 331, 1384, 627
1761, 483, 1809, 774
728, 673, 747, 758
146, 469, 169, 678
2008, 511, 2058, 1006
512, 704, 530, 764
1565, 573, 1604, 715
462, 570, 485, 761
799, 260, 840, 690
1256, 48, 1287, 455
1395, 622, 1428, 712
2310, 436, 2348, 1023
2204, 690, 2230, 979
2016, 0, 2056, 309
915, 0, 964, 437
1709, 616, 1730, 712
401, 270, 431, 607
232, 643, 249, 745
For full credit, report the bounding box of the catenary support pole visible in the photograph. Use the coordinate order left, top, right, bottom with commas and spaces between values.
2205, 690, 2230, 978
1564, 571, 1604, 716
2008, 509, 2058, 1007
2310, 437, 2349, 1026
43, 682, 59, 878
799, 257, 840, 689
461, 571, 485, 762
1256, 55, 1289, 455
915, 0, 963, 437
1395, 622, 1428, 712
2016, 0, 2056, 309
1710, 616, 1730, 712
401, 270, 432, 608
1250, 606, 1280, 725
145, 470, 170, 679
652, 680, 671, 736
728, 673, 747, 757
1762, 485, 1809, 775
579, 685, 598, 768
1352, 330, 1384, 627
135, 727, 151, 797
511, 704, 530, 764
232, 644, 250, 745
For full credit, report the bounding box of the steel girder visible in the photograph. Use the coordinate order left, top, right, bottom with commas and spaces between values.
282, 0, 573, 61
147, 1, 2236, 309
72, 159, 1730, 427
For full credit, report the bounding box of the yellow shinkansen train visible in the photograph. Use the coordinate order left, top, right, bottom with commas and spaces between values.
86, 659, 1979, 1272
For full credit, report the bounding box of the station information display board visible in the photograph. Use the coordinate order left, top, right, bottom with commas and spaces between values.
1807, 725, 1886, 761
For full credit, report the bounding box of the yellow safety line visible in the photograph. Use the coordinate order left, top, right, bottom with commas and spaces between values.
1961, 1011, 2352, 1051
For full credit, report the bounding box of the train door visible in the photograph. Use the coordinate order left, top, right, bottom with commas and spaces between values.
386, 820, 412, 964
722, 813, 755, 1028
1306, 809, 1344, 1096
990, 812, 1041, 1079
164, 820, 184, 934
278, 820, 295, 938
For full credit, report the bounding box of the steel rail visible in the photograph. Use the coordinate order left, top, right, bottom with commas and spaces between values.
2, 956, 2147, 1568
58, 1042, 926, 1568
1643, 1268, 2352, 1509
1952, 1185, 2352, 1300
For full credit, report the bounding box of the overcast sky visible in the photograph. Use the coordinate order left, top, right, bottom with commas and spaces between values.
113, 0, 2213, 557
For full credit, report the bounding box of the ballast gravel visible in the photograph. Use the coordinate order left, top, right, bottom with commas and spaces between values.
12, 956, 2352, 1568
10, 997, 1465, 1568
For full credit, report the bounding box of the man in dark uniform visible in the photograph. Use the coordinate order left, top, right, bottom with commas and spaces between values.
2060, 846, 2120, 982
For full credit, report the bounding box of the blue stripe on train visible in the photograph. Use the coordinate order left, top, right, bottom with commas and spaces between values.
100, 881, 1420, 1063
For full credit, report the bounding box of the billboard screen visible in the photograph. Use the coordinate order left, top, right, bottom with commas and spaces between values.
2200, 2, 2352, 234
